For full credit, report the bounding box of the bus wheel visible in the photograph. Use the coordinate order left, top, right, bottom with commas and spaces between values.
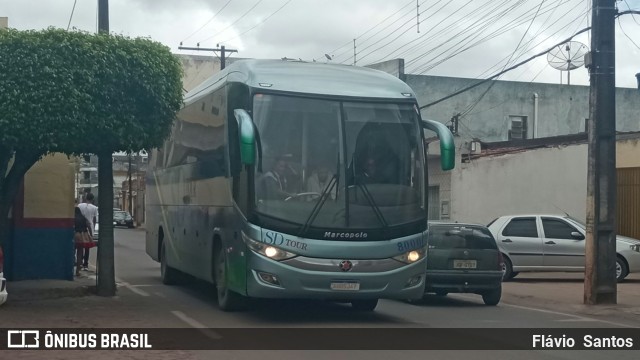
160, 242, 181, 285
214, 247, 247, 311
351, 299, 378, 312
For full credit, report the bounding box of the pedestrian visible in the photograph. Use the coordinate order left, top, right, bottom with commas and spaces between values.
77, 193, 98, 271
73, 207, 94, 276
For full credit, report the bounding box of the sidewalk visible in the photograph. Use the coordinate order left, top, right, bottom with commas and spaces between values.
4, 270, 96, 303
501, 272, 640, 326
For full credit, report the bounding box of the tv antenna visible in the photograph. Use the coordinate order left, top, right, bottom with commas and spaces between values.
546, 41, 588, 85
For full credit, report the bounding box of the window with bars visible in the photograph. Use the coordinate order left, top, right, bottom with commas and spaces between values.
508, 115, 527, 140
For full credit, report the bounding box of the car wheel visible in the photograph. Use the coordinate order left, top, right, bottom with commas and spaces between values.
482, 286, 501, 306
160, 242, 181, 285
616, 257, 629, 283
214, 246, 247, 311
351, 299, 378, 311
502, 255, 515, 281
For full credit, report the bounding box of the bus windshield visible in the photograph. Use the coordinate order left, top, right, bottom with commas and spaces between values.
253, 94, 425, 234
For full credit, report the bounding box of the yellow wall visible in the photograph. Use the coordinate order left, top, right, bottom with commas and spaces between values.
617, 138, 640, 169
23, 153, 75, 219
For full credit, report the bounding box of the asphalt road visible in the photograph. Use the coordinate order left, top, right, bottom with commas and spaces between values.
9, 227, 627, 360
103, 228, 635, 328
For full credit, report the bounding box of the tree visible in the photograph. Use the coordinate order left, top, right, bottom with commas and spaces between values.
0, 28, 183, 295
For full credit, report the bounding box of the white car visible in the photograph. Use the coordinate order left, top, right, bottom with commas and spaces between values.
1, 247, 7, 306
488, 214, 640, 282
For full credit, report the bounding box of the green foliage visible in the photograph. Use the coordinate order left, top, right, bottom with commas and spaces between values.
0, 27, 184, 156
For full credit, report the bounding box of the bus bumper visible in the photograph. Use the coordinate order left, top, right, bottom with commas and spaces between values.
245, 255, 426, 300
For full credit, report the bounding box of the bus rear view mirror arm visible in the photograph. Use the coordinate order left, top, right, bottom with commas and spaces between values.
422, 119, 455, 171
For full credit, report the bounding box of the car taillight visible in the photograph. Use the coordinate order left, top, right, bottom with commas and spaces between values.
497, 252, 504, 270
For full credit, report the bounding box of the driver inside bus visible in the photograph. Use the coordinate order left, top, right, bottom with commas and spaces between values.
259, 156, 292, 200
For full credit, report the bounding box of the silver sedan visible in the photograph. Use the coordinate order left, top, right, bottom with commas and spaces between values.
487, 214, 640, 282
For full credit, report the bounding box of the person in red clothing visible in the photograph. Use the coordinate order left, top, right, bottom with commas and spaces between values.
73, 206, 95, 276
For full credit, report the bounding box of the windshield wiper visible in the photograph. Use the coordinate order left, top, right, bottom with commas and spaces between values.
299, 156, 341, 236
354, 180, 388, 228
299, 173, 338, 236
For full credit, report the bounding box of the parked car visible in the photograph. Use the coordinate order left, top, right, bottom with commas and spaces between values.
421, 222, 504, 306
114, 211, 134, 228
1, 246, 7, 306
488, 214, 640, 282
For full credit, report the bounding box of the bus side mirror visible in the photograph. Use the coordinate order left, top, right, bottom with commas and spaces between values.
422, 119, 455, 171
234, 109, 256, 165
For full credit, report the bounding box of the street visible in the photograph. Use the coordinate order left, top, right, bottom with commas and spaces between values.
2, 228, 639, 359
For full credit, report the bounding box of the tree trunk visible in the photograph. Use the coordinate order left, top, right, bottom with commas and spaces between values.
97, 150, 116, 296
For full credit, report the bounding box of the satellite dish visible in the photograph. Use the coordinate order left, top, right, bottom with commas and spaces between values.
547, 41, 589, 85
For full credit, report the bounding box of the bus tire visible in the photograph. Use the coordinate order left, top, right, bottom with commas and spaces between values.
351, 299, 378, 312
160, 241, 181, 285
214, 246, 247, 311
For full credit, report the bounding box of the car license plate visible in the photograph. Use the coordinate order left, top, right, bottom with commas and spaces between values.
453, 260, 477, 269
330, 282, 360, 291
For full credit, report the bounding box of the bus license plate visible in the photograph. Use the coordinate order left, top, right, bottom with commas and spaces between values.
330, 282, 360, 291
453, 260, 477, 269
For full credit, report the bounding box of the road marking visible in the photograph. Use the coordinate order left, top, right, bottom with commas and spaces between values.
117, 279, 151, 297
502, 303, 635, 328
171, 311, 222, 340
89, 265, 151, 297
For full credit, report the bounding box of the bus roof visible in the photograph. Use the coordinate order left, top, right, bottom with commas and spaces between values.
184, 59, 416, 105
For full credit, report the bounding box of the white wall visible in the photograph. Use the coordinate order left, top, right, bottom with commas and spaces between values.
450, 143, 588, 225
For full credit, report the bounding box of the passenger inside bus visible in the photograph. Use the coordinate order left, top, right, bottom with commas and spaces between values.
306, 164, 336, 200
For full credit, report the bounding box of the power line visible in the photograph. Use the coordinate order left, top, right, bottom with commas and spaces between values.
419, 26, 591, 109
408, 0, 530, 73
460, 0, 547, 118
499, 1, 591, 80
622, 0, 640, 25
198, 0, 265, 44
409, 0, 584, 75
348, 0, 435, 64
404, 0, 529, 70
219, 0, 292, 45
181, 0, 234, 43
67, 0, 78, 31
318, 0, 415, 62
477, 0, 571, 79
618, 17, 640, 50
370, 0, 458, 64
333, 0, 421, 63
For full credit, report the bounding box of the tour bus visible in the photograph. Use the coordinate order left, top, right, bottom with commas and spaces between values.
145, 59, 455, 311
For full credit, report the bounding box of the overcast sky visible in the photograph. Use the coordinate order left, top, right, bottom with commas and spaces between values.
2, 0, 639, 88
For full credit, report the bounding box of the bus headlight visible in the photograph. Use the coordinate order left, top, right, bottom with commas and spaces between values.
393, 247, 426, 264
242, 233, 298, 261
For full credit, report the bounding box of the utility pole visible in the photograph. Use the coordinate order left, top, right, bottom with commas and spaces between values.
97, 0, 116, 297
178, 43, 238, 70
127, 153, 132, 214
416, 0, 420, 33
353, 39, 356, 66
584, 0, 617, 305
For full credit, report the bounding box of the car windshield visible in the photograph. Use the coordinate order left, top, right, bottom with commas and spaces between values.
428, 224, 497, 250
253, 94, 425, 234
